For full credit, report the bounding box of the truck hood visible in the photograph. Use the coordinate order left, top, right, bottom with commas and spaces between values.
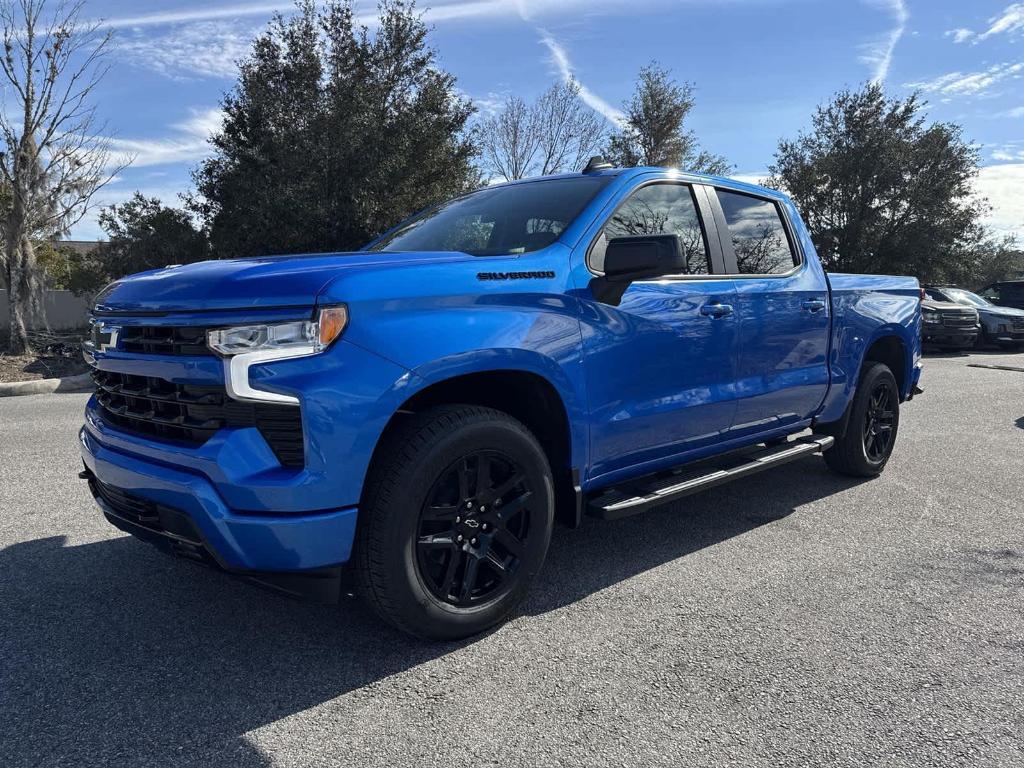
976, 303, 1024, 318
922, 299, 973, 313
92, 250, 468, 314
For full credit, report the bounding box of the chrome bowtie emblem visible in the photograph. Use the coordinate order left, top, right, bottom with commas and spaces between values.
90, 321, 120, 353
463, 519, 480, 528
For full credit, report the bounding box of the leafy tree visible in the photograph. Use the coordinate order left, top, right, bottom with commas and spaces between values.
191, 0, 479, 259
66, 194, 208, 297
0, 0, 122, 353
604, 62, 729, 174
35, 241, 79, 289
478, 80, 605, 181
956, 236, 1022, 290
767, 84, 991, 282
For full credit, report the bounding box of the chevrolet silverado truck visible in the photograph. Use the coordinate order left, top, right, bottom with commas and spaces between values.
80, 161, 922, 640
920, 294, 979, 350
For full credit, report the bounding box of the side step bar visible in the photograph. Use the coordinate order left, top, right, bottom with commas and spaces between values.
586, 435, 834, 521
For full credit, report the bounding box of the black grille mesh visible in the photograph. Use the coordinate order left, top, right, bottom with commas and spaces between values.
119, 325, 211, 356
92, 370, 304, 467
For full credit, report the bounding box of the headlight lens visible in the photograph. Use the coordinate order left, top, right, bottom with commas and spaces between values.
922, 310, 940, 324
207, 306, 348, 356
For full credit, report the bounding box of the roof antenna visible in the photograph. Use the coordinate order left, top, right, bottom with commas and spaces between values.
583, 155, 613, 173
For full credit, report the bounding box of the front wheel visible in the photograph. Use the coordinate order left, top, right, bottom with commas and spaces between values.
823, 362, 901, 478
353, 405, 554, 640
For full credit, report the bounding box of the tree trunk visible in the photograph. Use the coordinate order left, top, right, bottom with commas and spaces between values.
4, 211, 31, 355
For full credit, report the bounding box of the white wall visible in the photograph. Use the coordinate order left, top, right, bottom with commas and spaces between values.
0, 290, 91, 331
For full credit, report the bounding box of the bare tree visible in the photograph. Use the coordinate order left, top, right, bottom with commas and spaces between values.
478, 95, 536, 182
0, 0, 121, 354
478, 80, 605, 182
533, 80, 605, 176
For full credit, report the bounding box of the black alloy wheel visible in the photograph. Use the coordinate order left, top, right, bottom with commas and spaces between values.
416, 450, 533, 606
862, 380, 896, 462
353, 405, 554, 640
822, 361, 900, 478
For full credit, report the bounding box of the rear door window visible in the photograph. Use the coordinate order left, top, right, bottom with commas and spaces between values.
716, 189, 798, 275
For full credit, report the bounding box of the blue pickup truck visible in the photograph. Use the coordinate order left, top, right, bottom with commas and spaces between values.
80, 162, 922, 639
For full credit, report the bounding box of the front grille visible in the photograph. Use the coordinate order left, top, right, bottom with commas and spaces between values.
92, 370, 305, 467
88, 474, 210, 561
93, 476, 163, 528
940, 311, 977, 329
119, 325, 212, 356
1012, 318, 1024, 331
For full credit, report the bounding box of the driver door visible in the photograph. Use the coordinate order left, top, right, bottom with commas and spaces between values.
575, 180, 741, 483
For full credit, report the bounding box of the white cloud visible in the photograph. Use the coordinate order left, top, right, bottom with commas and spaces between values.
906, 62, 1024, 97
732, 172, 770, 187
977, 3, 1024, 41
97, 3, 287, 28
98, 0, 637, 30
472, 92, 508, 117
118, 20, 260, 79
976, 163, 1024, 240
944, 27, 975, 44
537, 31, 624, 126
860, 0, 909, 84
109, 108, 223, 168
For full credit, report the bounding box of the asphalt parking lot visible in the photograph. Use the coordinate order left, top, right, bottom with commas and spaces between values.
1, 349, 1022, 767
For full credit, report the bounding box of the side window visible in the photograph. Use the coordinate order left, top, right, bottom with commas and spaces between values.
979, 286, 1000, 302
716, 189, 798, 275
591, 183, 709, 275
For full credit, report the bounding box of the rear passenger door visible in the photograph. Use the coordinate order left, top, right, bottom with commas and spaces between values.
707, 187, 830, 440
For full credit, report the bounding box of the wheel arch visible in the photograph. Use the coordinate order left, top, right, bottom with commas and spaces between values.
365, 358, 586, 528
861, 332, 909, 398
816, 329, 909, 440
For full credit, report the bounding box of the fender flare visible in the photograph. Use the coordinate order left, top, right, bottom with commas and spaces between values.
350, 347, 588, 495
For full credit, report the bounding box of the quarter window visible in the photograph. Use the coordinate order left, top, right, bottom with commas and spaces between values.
591, 183, 709, 275
717, 189, 797, 275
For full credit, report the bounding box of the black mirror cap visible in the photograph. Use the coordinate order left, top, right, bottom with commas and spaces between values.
603, 234, 684, 281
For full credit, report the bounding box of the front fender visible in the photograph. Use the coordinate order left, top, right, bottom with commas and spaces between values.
406, 348, 588, 467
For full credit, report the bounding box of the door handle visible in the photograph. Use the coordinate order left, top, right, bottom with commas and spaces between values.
802, 298, 827, 313
700, 302, 734, 318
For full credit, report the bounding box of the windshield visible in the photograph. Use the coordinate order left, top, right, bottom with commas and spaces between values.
942, 288, 991, 308
369, 176, 612, 255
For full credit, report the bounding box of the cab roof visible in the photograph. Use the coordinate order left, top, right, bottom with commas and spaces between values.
489, 166, 790, 203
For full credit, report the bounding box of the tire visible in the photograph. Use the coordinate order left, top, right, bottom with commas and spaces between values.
352, 405, 555, 640
823, 362, 900, 478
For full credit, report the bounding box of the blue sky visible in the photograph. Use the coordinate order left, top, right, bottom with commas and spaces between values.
71, 0, 1024, 241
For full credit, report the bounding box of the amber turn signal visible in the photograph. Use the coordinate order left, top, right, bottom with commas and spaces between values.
317, 306, 348, 349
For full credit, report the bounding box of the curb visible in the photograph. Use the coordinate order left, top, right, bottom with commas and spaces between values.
967, 363, 1024, 373
0, 372, 93, 397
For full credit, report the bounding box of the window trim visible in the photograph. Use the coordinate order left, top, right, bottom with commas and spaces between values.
711, 186, 804, 279
585, 180, 728, 279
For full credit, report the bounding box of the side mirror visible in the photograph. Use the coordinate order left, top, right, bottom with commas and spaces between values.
603, 234, 683, 281
590, 234, 684, 305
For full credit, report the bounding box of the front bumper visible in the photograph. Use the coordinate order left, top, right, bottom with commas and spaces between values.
922, 326, 979, 348
80, 426, 357, 600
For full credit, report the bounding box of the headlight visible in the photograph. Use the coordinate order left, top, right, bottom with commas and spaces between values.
207, 306, 348, 356
922, 310, 940, 324
209, 306, 348, 405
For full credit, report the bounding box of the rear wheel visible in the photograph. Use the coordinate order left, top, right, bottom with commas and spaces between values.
823, 362, 900, 478
353, 405, 554, 640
